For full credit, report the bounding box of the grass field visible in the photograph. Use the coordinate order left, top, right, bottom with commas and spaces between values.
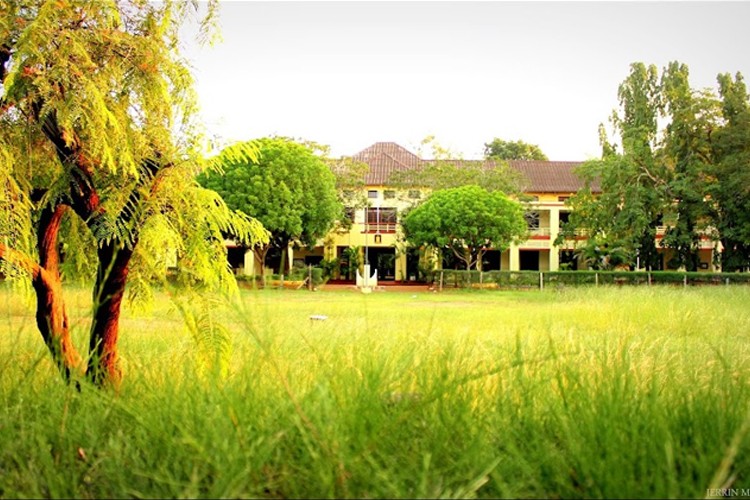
1, 284, 749, 498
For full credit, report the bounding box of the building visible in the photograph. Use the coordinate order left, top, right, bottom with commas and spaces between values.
237, 141, 719, 280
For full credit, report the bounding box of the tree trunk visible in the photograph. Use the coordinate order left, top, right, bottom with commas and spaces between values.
254, 244, 270, 286
86, 241, 134, 388
32, 205, 81, 382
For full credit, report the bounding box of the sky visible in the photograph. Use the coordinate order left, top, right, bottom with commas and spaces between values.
184, 1, 750, 161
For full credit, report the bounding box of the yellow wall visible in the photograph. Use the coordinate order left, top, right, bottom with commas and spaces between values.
237, 187, 723, 276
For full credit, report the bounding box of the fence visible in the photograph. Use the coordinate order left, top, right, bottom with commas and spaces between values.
429, 270, 750, 290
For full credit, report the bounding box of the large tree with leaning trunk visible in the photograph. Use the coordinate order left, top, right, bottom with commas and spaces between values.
0, 0, 267, 388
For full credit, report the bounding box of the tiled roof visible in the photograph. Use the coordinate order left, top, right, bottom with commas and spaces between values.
508, 160, 599, 193
352, 142, 421, 185
348, 142, 599, 193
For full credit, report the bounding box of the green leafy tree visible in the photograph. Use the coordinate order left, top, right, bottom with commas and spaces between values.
560, 61, 741, 272
711, 72, 750, 271
199, 137, 340, 277
483, 138, 549, 161
0, 1, 267, 387
658, 62, 720, 271
389, 137, 526, 196
401, 185, 527, 270
326, 155, 369, 232
389, 159, 526, 196
558, 63, 666, 270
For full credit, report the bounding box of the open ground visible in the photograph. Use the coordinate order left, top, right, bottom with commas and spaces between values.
1, 285, 749, 498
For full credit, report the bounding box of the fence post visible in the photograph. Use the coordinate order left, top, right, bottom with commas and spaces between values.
439, 270, 444, 292
539, 272, 544, 291
595, 273, 599, 287
683, 274, 687, 287
480, 271, 484, 285
308, 264, 313, 291
648, 272, 651, 286
726, 277, 730, 286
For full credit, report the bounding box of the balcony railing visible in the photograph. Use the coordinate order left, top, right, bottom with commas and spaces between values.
528, 227, 551, 238
363, 222, 397, 233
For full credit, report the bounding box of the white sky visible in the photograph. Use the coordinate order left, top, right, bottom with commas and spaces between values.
184, 1, 750, 161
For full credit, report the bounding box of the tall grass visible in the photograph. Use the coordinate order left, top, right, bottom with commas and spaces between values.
1, 285, 749, 498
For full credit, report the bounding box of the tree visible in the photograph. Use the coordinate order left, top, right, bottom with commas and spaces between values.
711, 72, 750, 271
658, 62, 719, 271
559, 61, 746, 272
199, 137, 340, 277
483, 138, 549, 161
326, 155, 369, 232
389, 137, 526, 196
0, 1, 267, 388
401, 185, 527, 270
558, 63, 666, 270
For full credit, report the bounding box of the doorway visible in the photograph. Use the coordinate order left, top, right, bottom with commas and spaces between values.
366, 247, 396, 281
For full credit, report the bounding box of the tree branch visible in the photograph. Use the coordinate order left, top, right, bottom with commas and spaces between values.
31, 102, 103, 225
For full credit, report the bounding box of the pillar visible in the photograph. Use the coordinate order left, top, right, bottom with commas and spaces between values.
243, 249, 255, 276
549, 208, 560, 271
509, 244, 520, 271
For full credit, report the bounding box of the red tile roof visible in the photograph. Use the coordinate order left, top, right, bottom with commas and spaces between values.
351, 142, 421, 185
347, 142, 599, 193
508, 160, 597, 193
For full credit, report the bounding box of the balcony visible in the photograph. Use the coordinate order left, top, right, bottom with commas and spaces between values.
363, 222, 397, 233
528, 227, 551, 239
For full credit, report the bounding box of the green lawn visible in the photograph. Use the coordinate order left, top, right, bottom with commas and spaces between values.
1, 285, 749, 498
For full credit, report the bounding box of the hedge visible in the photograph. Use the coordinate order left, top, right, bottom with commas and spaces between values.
429, 270, 750, 289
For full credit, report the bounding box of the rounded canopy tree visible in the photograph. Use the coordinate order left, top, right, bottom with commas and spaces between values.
199, 137, 341, 276
402, 185, 527, 270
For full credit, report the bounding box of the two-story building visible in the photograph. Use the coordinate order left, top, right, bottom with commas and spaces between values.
235, 141, 720, 280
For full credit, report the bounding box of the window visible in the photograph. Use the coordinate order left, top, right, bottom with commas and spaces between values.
408, 190, 422, 199
384, 190, 396, 199
559, 211, 571, 229
366, 207, 397, 225
343, 207, 355, 223
524, 211, 540, 230
367, 190, 378, 199
558, 196, 571, 203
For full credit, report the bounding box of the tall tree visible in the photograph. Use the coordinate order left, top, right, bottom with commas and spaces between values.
401, 185, 527, 270
658, 62, 720, 271
712, 72, 750, 271
559, 62, 665, 270
199, 137, 341, 277
0, 1, 266, 387
483, 138, 548, 161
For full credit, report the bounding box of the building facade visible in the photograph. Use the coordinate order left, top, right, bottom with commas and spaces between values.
236, 142, 720, 280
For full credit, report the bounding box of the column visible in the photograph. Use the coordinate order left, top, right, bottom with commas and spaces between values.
396, 251, 407, 282
549, 207, 560, 271
243, 249, 255, 276
287, 243, 294, 272
509, 244, 520, 271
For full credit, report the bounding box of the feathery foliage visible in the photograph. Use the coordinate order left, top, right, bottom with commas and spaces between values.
0, 0, 267, 386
